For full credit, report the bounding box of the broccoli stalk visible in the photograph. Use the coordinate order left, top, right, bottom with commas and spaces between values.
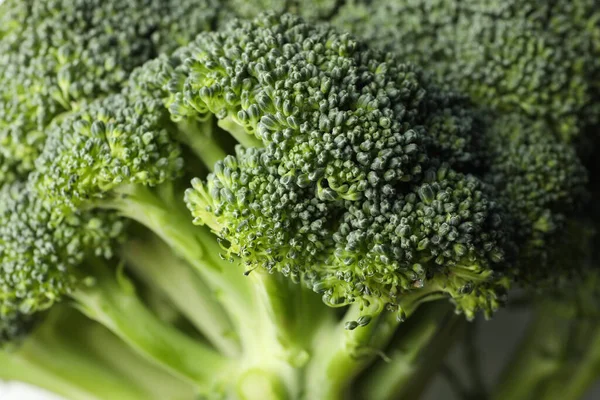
303, 287, 450, 399
492, 300, 575, 400
494, 279, 600, 400
356, 303, 466, 400
71, 258, 231, 388
542, 330, 600, 400
0, 306, 195, 400
97, 182, 260, 346
122, 229, 241, 357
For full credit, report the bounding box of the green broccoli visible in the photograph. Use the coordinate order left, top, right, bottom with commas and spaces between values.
333, 0, 600, 141
0, 0, 218, 185
0, 181, 231, 391
0, 6, 599, 400
0, 305, 197, 400
166, 13, 508, 322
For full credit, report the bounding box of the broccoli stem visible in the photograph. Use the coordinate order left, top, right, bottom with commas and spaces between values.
358, 303, 466, 400
122, 231, 241, 357
304, 305, 398, 400
543, 327, 600, 400
70, 258, 232, 388
176, 117, 228, 168
492, 300, 573, 400
68, 306, 198, 400
247, 271, 310, 367
304, 286, 447, 399
217, 116, 263, 149
105, 183, 262, 351
106, 183, 310, 396
0, 307, 158, 400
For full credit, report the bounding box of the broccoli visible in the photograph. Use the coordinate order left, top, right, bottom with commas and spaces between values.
0, 181, 232, 391
0, 0, 218, 185
173, 14, 510, 323
0, 5, 599, 400
0, 305, 197, 400
333, 0, 600, 141
482, 114, 588, 286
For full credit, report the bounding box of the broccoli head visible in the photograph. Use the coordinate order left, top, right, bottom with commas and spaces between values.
33, 94, 183, 214
0, 182, 123, 316
172, 13, 510, 320
483, 114, 589, 285
0, 0, 217, 185
333, 0, 600, 141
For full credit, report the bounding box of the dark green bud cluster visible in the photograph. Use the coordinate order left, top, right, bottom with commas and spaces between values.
333, 0, 600, 141
484, 114, 589, 284
0, 0, 218, 185
183, 13, 510, 319
168, 13, 434, 186
0, 182, 123, 317
419, 87, 486, 171
33, 94, 184, 214
0, 311, 37, 349
220, 0, 340, 23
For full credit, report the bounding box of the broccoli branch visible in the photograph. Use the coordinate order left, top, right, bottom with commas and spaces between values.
0, 306, 186, 400
357, 303, 466, 400
70, 258, 232, 388
122, 230, 241, 357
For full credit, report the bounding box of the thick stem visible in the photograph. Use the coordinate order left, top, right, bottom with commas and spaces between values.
109, 184, 310, 398
248, 271, 309, 367
218, 116, 263, 149
304, 305, 398, 400
123, 233, 241, 357
177, 118, 228, 168
107, 184, 260, 351
71, 310, 197, 400
537, 322, 600, 400
492, 301, 572, 400
359, 304, 465, 400
304, 287, 447, 400
71, 258, 232, 388
0, 308, 157, 400
550, 328, 600, 400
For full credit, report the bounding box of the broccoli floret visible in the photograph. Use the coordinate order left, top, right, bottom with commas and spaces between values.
173, 13, 509, 320
0, 180, 231, 389
333, 0, 600, 141
0, 0, 218, 185
0, 181, 123, 314
33, 94, 183, 212
483, 114, 588, 285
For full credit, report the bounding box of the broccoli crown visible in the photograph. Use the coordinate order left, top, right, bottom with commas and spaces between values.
0, 0, 217, 185
33, 93, 183, 214
333, 0, 600, 141
180, 13, 509, 318
483, 114, 589, 284
0, 182, 124, 316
